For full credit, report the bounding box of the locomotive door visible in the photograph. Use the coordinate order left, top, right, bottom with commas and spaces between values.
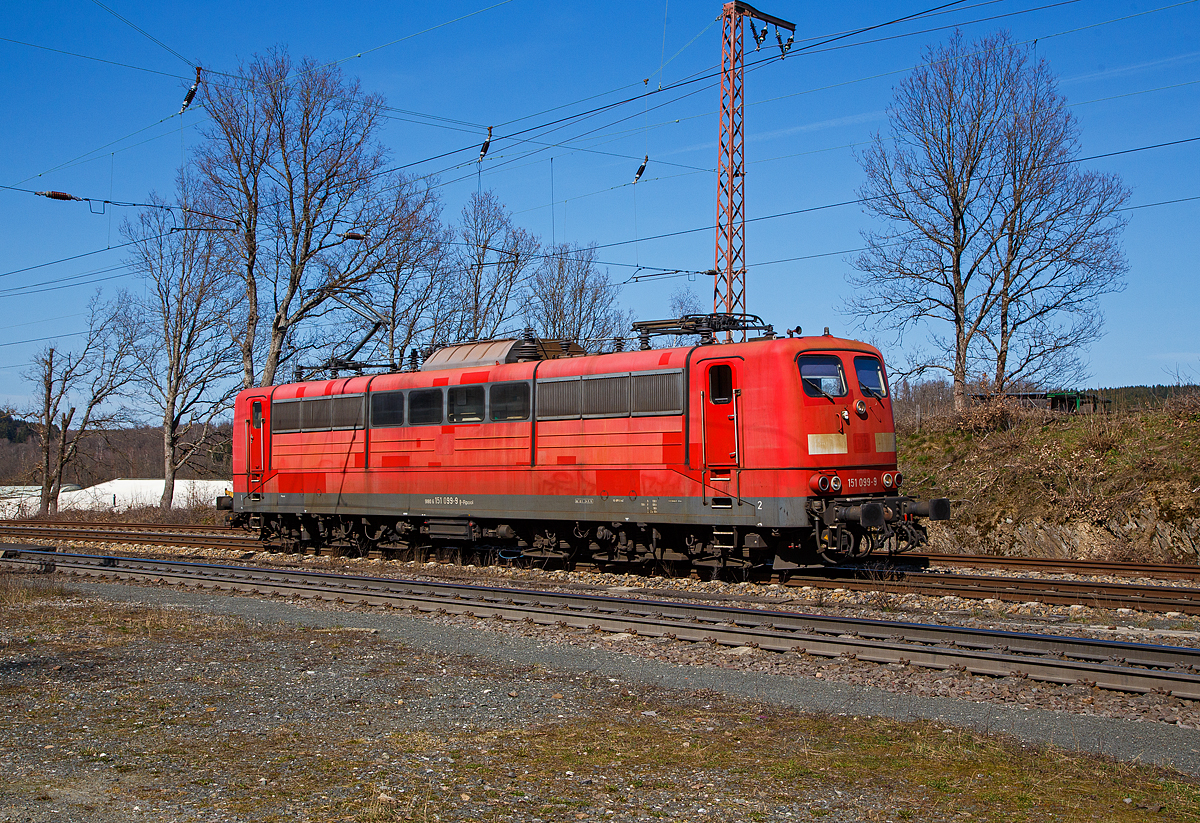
702, 361, 739, 468
246, 395, 270, 485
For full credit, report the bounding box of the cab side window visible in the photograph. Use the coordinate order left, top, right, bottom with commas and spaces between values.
490, 382, 531, 421
370, 391, 405, 428
447, 386, 485, 423
708, 364, 733, 404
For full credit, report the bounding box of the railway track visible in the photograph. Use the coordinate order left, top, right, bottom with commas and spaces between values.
11, 521, 1195, 582
6, 520, 1200, 614
909, 553, 1200, 581
5, 547, 1200, 700
788, 567, 1200, 615
0, 521, 255, 551
0, 519, 236, 532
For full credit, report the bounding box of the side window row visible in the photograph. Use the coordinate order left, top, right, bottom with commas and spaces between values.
270, 370, 685, 432
271, 383, 531, 433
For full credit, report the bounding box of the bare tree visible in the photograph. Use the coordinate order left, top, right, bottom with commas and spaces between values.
125, 181, 241, 509
348, 176, 453, 368
525, 243, 630, 350
198, 48, 431, 387
196, 60, 274, 390
24, 295, 138, 515
851, 31, 1020, 410
450, 190, 539, 341
850, 31, 1127, 408
984, 51, 1128, 391
663, 283, 704, 347
668, 284, 703, 318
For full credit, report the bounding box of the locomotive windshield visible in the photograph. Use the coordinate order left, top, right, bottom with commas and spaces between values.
854, 356, 888, 398
798, 355, 847, 398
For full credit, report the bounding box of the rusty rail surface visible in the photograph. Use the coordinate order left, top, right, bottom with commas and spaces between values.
908, 553, 1200, 580
0, 521, 255, 550
0, 519, 234, 532
784, 567, 1200, 615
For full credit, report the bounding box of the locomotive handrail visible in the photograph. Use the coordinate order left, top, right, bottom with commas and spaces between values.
731, 389, 740, 464
700, 390, 707, 505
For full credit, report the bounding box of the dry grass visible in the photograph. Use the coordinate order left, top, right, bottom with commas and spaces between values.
0, 574, 260, 649
11, 503, 221, 526
0, 570, 72, 606
462, 708, 1200, 822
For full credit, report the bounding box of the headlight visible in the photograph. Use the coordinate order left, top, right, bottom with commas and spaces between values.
830, 475, 842, 493
882, 473, 893, 488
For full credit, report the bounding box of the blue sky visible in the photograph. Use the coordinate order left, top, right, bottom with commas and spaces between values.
1, 0, 1197, 408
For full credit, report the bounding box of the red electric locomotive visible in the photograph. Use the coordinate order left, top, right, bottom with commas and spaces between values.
222, 315, 949, 570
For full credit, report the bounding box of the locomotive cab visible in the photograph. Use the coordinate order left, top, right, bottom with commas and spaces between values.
789, 342, 931, 563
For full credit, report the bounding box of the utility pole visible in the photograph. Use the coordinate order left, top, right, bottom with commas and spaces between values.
713, 1, 794, 340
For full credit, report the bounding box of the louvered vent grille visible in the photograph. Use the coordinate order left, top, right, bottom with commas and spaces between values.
300, 398, 332, 431
631, 371, 683, 416
583, 375, 630, 418
536, 378, 581, 420
271, 401, 301, 432
331, 395, 364, 429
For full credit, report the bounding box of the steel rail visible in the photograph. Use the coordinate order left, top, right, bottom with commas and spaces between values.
908, 553, 1200, 581
785, 568, 1200, 614
5, 547, 1200, 700
7, 522, 1200, 581
0, 519, 235, 533
0, 523, 256, 550
5, 520, 1200, 614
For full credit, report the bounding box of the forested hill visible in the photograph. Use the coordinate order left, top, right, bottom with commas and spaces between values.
0, 414, 37, 444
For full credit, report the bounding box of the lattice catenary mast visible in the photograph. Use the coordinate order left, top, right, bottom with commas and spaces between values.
713, 2, 794, 339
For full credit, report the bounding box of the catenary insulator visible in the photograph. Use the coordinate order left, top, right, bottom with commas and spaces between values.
179, 67, 202, 115
478, 126, 493, 162
36, 191, 82, 201
633, 155, 648, 184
